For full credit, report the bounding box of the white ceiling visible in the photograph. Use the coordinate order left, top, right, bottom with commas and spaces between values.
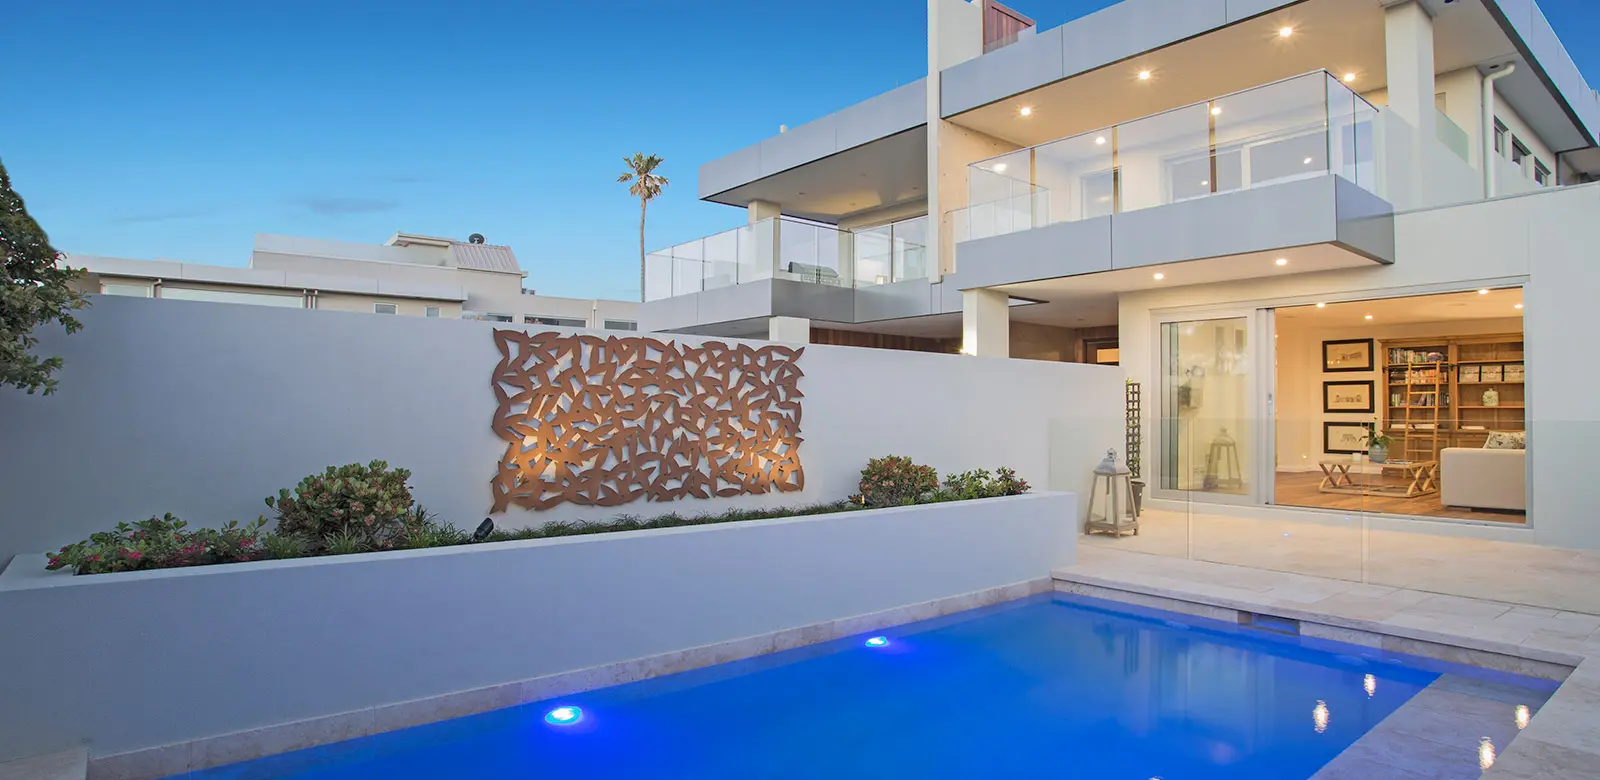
703, 128, 929, 224
949, 0, 1516, 149
1277, 287, 1525, 329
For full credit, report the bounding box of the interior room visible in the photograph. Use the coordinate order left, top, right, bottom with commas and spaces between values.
1273, 289, 1526, 523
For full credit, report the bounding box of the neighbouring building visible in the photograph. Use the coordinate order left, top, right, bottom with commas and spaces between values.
69, 232, 640, 330
640, 0, 1600, 549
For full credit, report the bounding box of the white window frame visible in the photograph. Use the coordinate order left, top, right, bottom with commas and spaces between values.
603, 319, 638, 331
525, 315, 586, 327
424, 306, 441, 318
101, 282, 154, 297
373, 303, 398, 315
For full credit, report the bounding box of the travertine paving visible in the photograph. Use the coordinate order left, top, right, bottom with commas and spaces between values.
1055, 546, 1600, 779
1082, 507, 1600, 614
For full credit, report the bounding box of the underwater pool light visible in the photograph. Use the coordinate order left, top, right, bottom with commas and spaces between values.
545, 706, 583, 725
865, 636, 890, 648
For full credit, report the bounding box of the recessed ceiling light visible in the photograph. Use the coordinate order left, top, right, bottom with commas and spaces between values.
1315, 302, 1327, 308
993, 163, 1007, 173
1279, 26, 1294, 38
1303, 157, 1314, 165
1364, 314, 1373, 320
1210, 106, 1223, 116
1275, 258, 1289, 266
1478, 288, 1490, 295
1514, 303, 1524, 309
1343, 73, 1357, 83
1152, 272, 1165, 281
1019, 106, 1033, 117
1095, 136, 1107, 145
1138, 70, 1152, 81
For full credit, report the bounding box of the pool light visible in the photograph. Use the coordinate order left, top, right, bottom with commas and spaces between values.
1363, 674, 1376, 698
1515, 705, 1530, 729
1313, 700, 1329, 733
545, 706, 583, 725
865, 636, 890, 648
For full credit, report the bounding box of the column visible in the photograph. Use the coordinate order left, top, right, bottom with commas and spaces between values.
768, 316, 811, 344
961, 289, 1009, 357
926, 0, 983, 280
1385, 1, 1436, 141
749, 200, 782, 278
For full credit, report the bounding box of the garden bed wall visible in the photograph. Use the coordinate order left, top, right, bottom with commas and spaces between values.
0, 296, 1122, 566
0, 492, 1075, 764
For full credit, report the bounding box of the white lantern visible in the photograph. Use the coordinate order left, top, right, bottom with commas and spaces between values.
1084, 448, 1139, 537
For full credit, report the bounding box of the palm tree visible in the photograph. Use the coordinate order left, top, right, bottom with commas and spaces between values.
617, 154, 669, 302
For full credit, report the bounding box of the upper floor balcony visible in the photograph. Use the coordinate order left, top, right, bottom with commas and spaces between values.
951, 70, 1378, 244
644, 215, 930, 302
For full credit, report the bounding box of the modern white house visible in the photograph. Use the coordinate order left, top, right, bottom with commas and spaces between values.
640, 0, 1600, 549
70, 232, 640, 330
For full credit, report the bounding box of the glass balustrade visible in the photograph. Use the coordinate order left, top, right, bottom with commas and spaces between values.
645, 215, 931, 301
951, 70, 1379, 246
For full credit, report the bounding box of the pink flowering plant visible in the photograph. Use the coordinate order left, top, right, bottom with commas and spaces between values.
856, 455, 940, 507
265, 460, 415, 552
46, 514, 267, 575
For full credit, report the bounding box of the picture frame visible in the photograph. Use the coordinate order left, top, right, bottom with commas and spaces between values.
1323, 380, 1375, 413
1323, 339, 1374, 373
1324, 421, 1372, 455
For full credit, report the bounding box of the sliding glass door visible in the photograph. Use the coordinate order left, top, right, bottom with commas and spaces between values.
1155, 312, 1269, 505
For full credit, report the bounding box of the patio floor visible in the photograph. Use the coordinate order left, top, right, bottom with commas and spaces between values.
1081, 507, 1600, 614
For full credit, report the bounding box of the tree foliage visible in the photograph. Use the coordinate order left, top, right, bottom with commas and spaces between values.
0, 158, 86, 394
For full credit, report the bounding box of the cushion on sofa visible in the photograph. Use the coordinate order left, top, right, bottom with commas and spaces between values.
1483, 431, 1526, 450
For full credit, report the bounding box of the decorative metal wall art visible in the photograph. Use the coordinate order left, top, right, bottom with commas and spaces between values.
490, 331, 805, 512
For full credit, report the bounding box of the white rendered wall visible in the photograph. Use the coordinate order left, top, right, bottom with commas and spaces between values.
0, 492, 1076, 762
0, 297, 1122, 566
1119, 182, 1600, 549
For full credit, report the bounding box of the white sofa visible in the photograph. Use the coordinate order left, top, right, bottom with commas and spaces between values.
1440, 447, 1526, 511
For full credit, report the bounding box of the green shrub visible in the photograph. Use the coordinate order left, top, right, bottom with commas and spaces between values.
46, 514, 266, 575
857, 455, 939, 507
265, 461, 414, 551
260, 533, 310, 560
399, 506, 468, 549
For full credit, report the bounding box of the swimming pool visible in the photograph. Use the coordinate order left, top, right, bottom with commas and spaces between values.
183, 593, 1555, 779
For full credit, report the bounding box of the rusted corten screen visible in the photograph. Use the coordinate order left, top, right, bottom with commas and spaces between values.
490, 330, 805, 512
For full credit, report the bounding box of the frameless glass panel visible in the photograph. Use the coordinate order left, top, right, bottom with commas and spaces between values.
702, 228, 740, 292
1213, 73, 1328, 190
891, 216, 929, 281
671, 239, 704, 296
777, 220, 849, 287
1033, 131, 1114, 224
853, 224, 893, 287
1118, 103, 1211, 213
1327, 74, 1358, 185
1159, 318, 1253, 497
644, 250, 674, 300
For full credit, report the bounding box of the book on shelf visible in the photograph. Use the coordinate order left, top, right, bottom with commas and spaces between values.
1388, 348, 1446, 365
1462, 425, 1488, 431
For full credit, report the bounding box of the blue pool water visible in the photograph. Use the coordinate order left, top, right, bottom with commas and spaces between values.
187, 594, 1553, 779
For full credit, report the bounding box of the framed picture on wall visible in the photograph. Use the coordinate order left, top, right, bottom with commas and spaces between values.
1323, 339, 1374, 372
1323, 380, 1375, 413
1325, 422, 1373, 455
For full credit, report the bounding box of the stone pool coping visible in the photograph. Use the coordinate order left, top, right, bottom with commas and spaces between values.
1053, 546, 1600, 779
87, 578, 1055, 780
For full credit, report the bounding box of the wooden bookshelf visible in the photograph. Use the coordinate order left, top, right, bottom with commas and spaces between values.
1381, 334, 1524, 460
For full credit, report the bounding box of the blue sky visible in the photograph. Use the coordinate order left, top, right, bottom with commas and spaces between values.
4, 1, 1597, 300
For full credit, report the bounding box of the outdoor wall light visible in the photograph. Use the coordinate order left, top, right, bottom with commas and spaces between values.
545, 706, 583, 725
1096, 136, 1107, 145
865, 636, 890, 648
1210, 106, 1223, 116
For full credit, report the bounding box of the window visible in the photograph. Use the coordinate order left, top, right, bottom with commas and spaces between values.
160, 287, 304, 308
604, 320, 638, 331
1533, 160, 1551, 186
1493, 119, 1508, 156
1511, 138, 1530, 167
462, 311, 513, 322
424, 306, 441, 318
101, 282, 153, 297
373, 303, 398, 315
526, 315, 586, 327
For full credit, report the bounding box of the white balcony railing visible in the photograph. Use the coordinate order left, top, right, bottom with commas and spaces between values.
645, 215, 929, 302
949, 71, 1380, 244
